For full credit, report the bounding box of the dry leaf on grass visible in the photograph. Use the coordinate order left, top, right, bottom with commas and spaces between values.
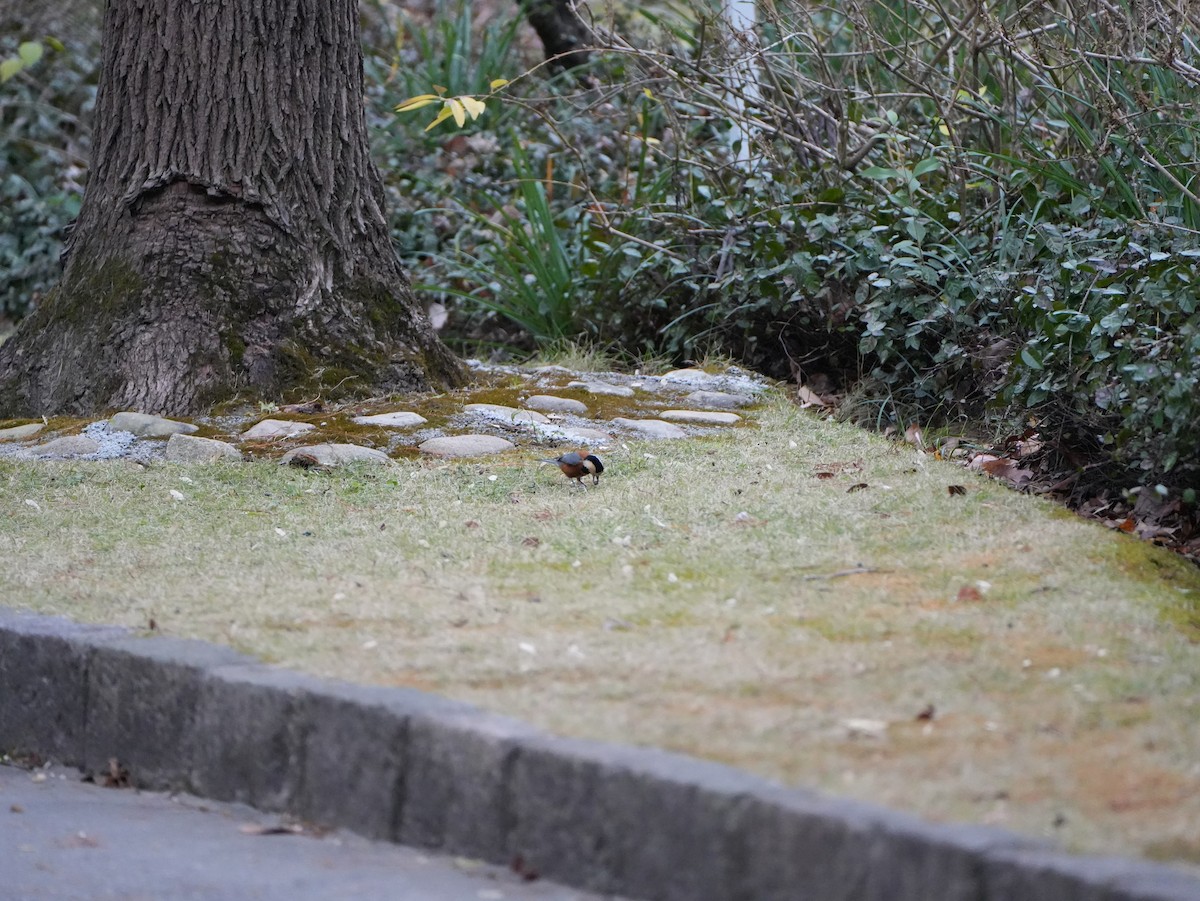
797, 384, 831, 409
969, 454, 1033, 487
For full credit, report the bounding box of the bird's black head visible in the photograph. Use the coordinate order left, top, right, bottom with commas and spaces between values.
583, 454, 604, 484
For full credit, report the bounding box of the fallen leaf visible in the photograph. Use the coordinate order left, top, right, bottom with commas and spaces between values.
815, 471, 836, 480
904, 423, 925, 449
1117, 517, 1136, 533
464, 520, 481, 529
916, 704, 936, 722
797, 384, 830, 409
239, 823, 304, 836
103, 758, 130, 789
847, 482, 869, 493
947, 485, 966, 496
956, 585, 983, 602
510, 854, 541, 882
521, 536, 540, 547
972, 455, 1033, 487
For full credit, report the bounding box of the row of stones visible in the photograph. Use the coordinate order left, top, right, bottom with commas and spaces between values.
0, 381, 755, 466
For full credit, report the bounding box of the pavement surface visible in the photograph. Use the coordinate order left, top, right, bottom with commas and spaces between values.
0, 763, 620, 901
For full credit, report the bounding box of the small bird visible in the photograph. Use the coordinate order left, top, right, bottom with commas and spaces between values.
540, 451, 604, 488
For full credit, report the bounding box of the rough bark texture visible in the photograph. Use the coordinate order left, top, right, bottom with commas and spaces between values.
0, 0, 464, 417
525, 0, 594, 70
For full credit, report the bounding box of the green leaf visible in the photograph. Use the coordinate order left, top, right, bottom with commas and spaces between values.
17, 42, 43, 66
0, 58, 21, 83
861, 166, 900, 181
45, 37, 65, 52
912, 158, 940, 178
1020, 347, 1043, 371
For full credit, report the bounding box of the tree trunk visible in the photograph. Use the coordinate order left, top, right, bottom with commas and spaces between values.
525, 0, 594, 70
0, 0, 464, 417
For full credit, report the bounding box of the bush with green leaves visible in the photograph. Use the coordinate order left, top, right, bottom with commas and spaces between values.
379, 0, 1199, 489
0, 26, 97, 323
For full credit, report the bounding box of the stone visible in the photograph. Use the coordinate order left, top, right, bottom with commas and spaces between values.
419, 435, 516, 458
660, 367, 716, 387
685, 390, 752, 409
351, 411, 428, 428
0, 610, 129, 768
464, 403, 550, 425
569, 380, 635, 397
659, 367, 766, 397
560, 427, 612, 443
278, 444, 391, 466
35, 436, 101, 457
660, 410, 742, 425
524, 395, 588, 415
611, 417, 688, 439
165, 434, 242, 463
242, 419, 316, 441
84, 635, 252, 789
109, 411, 198, 438
0, 423, 43, 442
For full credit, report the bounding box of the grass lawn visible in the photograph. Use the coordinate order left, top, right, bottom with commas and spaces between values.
2, 395, 1198, 867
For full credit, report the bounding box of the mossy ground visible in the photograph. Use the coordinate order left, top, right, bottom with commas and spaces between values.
1, 397, 1197, 868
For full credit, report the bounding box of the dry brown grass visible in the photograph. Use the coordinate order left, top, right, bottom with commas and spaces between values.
2, 397, 1198, 868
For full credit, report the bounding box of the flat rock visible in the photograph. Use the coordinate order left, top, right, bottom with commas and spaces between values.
242, 419, 317, 441
165, 434, 242, 463
560, 427, 612, 443
611, 417, 688, 439
659, 367, 766, 396
685, 390, 752, 409
568, 380, 635, 398
464, 403, 550, 425
660, 368, 716, 387
660, 409, 742, 425
0, 423, 44, 442
109, 412, 198, 438
351, 411, 427, 428
35, 436, 101, 457
524, 395, 588, 415
279, 443, 391, 466
419, 435, 515, 457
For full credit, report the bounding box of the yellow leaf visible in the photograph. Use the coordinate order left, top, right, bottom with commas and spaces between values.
395, 94, 442, 113
460, 96, 486, 120
433, 84, 447, 95
489, 78, 510, 90
448, 98, 466, 127
424, 105, 455, 132
939, 122, 950, 136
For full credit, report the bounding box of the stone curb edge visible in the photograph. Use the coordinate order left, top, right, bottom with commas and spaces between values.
2, 607, 1196, 901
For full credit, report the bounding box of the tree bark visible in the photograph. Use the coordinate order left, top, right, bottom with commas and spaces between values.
0, 0, 464, 417
525, 0, 594, 70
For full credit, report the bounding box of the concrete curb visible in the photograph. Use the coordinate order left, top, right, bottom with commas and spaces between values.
2, 606, 1197, 901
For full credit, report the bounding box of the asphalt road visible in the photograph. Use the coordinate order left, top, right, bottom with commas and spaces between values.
0, 763, 623, 901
